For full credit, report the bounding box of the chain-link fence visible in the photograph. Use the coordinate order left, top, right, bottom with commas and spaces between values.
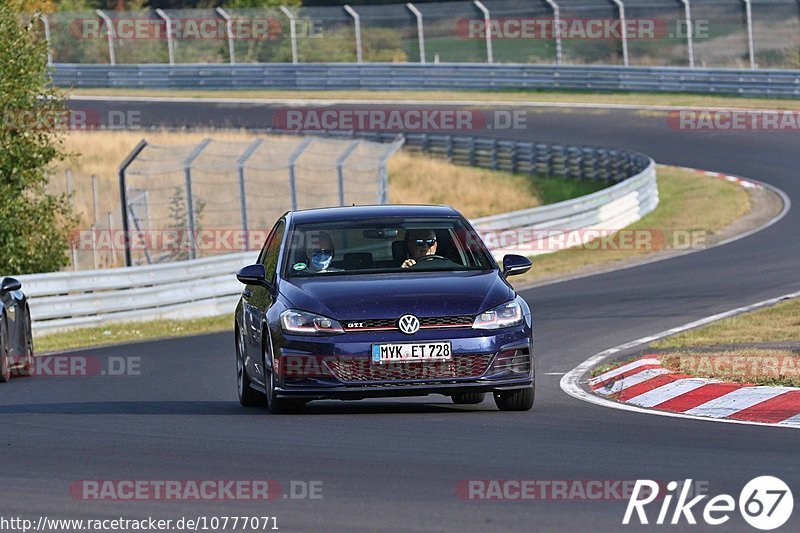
118, 135, 403, 266
39, 1, 799, 69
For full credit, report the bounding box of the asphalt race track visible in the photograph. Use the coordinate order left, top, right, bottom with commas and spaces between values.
1, 98, 798, 532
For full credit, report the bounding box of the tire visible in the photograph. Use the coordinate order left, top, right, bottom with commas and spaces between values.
451, 392, 486, 405
263, 330, 305, 415
0, 322, 10, 383
493, 386, 535, 411
18, 308, 34, 377
236, 327, 264, 407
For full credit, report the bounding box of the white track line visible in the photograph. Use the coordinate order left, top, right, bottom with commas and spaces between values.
685, 387, 792, 418
780, 414, 800, 427
560, 290, 800, 430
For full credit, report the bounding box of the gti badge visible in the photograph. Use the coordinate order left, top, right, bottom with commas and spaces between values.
398, 314, 420, 335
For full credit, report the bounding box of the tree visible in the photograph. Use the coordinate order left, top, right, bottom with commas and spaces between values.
0, 0, 78, 274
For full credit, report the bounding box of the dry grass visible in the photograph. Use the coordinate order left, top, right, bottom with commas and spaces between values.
509, 165, 751, 286
387, 151, 538, 218
652, 298, 800, 349
72, 88, 800, 111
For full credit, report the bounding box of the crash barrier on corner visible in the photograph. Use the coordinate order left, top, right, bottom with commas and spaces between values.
52, 63, 800, 98
23, 136, 656, 334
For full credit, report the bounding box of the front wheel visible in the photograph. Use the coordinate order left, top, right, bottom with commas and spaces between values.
493, 386, 534, 411
236, 327, 264, 407
18, 309, 34, 377
0, 325, 10, 383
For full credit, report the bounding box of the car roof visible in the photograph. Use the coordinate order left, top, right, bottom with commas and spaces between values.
288, 204, 461, 224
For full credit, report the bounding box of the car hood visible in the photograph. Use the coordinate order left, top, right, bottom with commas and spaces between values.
279, 271, 514, 319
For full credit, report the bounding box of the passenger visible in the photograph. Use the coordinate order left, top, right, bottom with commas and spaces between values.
306, 231, 337, 272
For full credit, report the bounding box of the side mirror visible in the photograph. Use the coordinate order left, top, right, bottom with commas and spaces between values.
502, 255, 532, 278
236, 264, 272, 289
1, 277, 21, 293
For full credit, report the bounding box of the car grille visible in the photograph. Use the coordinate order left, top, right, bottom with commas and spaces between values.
324, 354, 493, 383
342, 315, 474, 332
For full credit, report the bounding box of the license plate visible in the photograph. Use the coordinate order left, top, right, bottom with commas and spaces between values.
371, 342, 452, 363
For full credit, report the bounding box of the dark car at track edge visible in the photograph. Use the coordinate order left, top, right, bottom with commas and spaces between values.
234, 205, 534, 414
0, 276, 34, 382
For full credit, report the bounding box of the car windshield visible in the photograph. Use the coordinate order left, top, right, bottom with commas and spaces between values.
284, 217, 496, 277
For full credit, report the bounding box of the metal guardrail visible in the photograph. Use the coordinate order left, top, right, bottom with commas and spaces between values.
53, 63, 800, 97
22, 134, 656, 334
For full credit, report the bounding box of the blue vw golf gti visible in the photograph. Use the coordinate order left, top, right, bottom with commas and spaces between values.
234, 205, 534, 413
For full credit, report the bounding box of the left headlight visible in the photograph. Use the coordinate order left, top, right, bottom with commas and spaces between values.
472, 300, 523, 330
280, 309, 345, 335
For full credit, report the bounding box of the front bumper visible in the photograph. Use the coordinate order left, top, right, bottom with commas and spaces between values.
273, 324, 534, 401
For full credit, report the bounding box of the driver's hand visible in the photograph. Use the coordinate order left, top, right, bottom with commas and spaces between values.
401, 258, 416, 269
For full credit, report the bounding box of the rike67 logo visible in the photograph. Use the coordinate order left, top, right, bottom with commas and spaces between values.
624, 476, 793, 530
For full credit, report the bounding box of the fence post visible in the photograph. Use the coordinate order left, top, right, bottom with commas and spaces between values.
406, 3, 426, 63
279, 6, 298, 64
39, 13, 53, 66
742, 0, 756, 68
287, 138, 314, 211
236, 139, 263, 248
183, 139, 212, 260
680, 0, 695, 68
544, 0, 563, 65
95, 9, 116, 65
216, 7, 236, 64
344, 5, 363, 64
473, 1, 493, 64
90, 224, 98, 269
611, 0, 629, 67
377, 136, 405, 204
118, 139, 148, 267
108, 211, 117, 266
155, 9, 175, 65
91, 174, 99, 224
336, 141, 361, 206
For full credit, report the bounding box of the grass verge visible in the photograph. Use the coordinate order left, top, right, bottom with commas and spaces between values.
509, 165, 751, 286
653, 298, 800, 348
659, 349, 800, 388
71, 88, 800, 111
35, 315, 232, 354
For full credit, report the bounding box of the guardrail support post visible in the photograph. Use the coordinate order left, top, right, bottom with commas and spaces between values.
118, 139, 148, 267
183, 139, 212, 260
344, 5, 363, 64
95, 9, 116, 65
473, 0, 493, 64
679, 0, 695, 68
279, 6, 298, 64
742, 0, 756, 69
39, 13, 53, 66
544, 0, 562, 64
336, 141, 361, 206
287, 138, 314, 211
236, 139, 263, 248
155, 9, 175, 65
611, 0, 629, 67
406, 3, 426, 63
216, 7, 236, 64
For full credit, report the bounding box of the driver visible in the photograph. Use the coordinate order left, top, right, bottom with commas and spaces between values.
401, 229, 438, 269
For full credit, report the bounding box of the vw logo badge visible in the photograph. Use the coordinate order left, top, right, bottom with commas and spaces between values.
398, 314, 420, 335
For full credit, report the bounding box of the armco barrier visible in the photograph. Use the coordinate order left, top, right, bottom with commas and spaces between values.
52, 63, 800, 98
22, 139, 656, 334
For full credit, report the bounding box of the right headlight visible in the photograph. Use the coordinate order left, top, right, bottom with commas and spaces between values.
472, 300, 523, 330
280, 309, 344, 336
